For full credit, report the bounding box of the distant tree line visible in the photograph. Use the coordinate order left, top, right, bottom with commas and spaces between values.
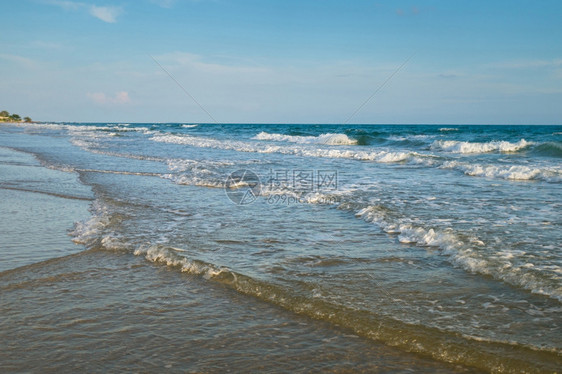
0, 110, 32, 123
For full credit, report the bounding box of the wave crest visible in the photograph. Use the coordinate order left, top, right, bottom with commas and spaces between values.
354, 205, 561, 301
431, 139, 532, 154
133, 243, 560, 372
441, 161, 562, 182
151, 133, 430, 164
253, 131, 357, 145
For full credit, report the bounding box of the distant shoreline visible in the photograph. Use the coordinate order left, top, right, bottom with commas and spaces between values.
0, 111, 33, 123
2, 121, 562, 126
0, 120, 39, 124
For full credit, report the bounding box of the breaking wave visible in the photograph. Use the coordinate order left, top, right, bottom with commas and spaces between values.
441, 161, 562, 182
150, 133, 430, 164
354, 205, 562, 301
431, 139, 532, 154
132, 243, 561, 373
253, 132, 357, 145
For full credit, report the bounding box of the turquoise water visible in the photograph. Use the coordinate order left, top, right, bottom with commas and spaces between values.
0, 122, 560, 372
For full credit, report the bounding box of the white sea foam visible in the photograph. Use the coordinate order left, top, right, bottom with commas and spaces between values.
163, 173, 225, 188
182, 124, 199, 128
253, 131, 357, 145
100, 234, 131, 251
16, 122, 149, 135
70, 138, 98, 151
387, 134, 435, 141
70, 200, 136, 251
441, 161, 562, 182
431, 139, 532, 154
134, 244, 229, 280
20, 122, 110, 132
300, 190, 354, 205
354, 206, 479, 279
166, 158, 236, 172
355, 205, 562, 301
439, 128, 459, 132
16, 122, 66, 130
355, 206, 463, 250
162, 158, 247, 188
40, 161, 76, 173
151, 133, 431, 164
70, 200, 111, 246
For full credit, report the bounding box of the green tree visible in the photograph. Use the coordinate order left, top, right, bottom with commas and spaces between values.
0, 110, 9, 117
24, 116, 32, 123
10, 114, 21, 122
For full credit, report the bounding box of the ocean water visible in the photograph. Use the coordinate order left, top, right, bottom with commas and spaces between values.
0, 122, 560, 372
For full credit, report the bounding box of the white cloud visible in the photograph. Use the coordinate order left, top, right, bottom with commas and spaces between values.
87, 91, 131, 105
89, 5, 121, 23
114, 91, 131, 104
154, 52, 270, 75
0, 54, 37, 68
45, 1, 122, 23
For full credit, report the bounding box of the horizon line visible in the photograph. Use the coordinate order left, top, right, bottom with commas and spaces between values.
18, 121, 562, 126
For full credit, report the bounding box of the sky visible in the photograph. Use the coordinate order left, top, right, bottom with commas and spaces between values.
1, 0, 561, 124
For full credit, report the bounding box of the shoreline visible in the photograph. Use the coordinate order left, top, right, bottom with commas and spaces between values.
0, 122, 560, 373
0, 146, 91, 272
0, 130, 477, 373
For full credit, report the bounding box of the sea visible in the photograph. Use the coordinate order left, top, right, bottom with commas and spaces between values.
0, 122, 560, 373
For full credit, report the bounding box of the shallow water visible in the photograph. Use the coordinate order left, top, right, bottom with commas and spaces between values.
0, 147, 91, 271
0, 122, 560, 372
0, 250, 478, 373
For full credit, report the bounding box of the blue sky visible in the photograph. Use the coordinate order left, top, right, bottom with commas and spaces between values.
1, 0, 561, 124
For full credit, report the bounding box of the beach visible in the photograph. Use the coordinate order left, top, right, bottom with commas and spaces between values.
1, 122, 560, 372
